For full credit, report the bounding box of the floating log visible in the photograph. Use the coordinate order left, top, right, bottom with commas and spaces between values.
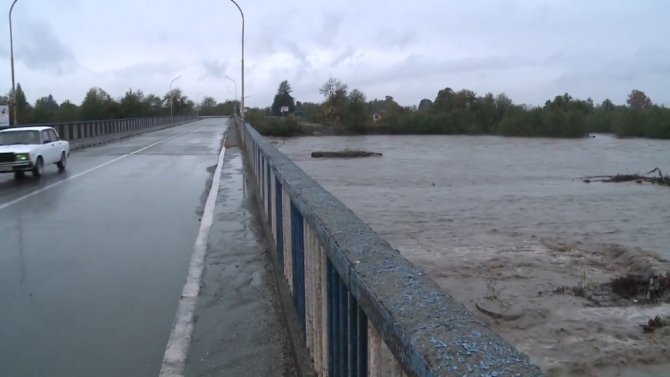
311, 150, 383, 158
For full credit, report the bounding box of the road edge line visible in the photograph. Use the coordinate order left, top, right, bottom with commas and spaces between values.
158, 125, 229, 377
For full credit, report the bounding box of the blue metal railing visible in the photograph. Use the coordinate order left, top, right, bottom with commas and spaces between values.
267, 160, 272, 226
328, 259, 368, 377
275, 178, 284, 268
291, 201, 307, 334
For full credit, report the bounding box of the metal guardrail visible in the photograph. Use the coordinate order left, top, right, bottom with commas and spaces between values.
236, 118, 544, 377
6, 116, 197, 147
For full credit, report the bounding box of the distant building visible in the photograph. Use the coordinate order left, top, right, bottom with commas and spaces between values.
0, 105, 9, 128
372, 112, 384, 123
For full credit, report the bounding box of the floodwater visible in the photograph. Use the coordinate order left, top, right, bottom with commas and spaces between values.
273, 134, 670, 377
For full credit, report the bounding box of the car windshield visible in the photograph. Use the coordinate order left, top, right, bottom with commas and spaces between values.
0, 130, 41, 145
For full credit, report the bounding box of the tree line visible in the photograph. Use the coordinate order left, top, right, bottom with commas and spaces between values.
1, 84, 237, 125
257, 78, 670, 139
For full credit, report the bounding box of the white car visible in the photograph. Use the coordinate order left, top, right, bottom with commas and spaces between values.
0, 126, 70, 178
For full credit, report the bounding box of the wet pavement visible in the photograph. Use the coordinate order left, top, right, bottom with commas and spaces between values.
183, 125, 296, 376
0, 119, 226, 376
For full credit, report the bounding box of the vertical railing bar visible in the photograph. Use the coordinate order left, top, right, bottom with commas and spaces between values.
368, 324, 382, 377
315, 234, 322, 375
339, 277, 348, 376
275, 178, 284, 268
329, 260, 339, 377
291, 202, 306, 335
348, 292, 358, 377
321, 247, 329, 377
357, 307, 368, 377
271, 171, 276, 243
267, 161, 272, 225
283, 189, 293, 291
305, 223, 313, 361
310, 226, 317, 367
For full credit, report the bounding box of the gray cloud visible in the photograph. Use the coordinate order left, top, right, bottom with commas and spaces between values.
316, 12, 345, 46
1, 0, 669, 107
17, 21, 77, 75
373, 28, 417, 49
106, 60, 184, 78
200, 60, 227, 80
331, 46, 356, 67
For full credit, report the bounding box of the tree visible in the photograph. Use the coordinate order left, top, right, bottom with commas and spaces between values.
600, 98, 616, 111
476, 93, 497, 133
199, 96, 218, 116
452, 89, 478, 110
627, 89, 652, 110
33, 95, 60, 123
346, 89, 368, 131
271, 80, 295, 116
120, 89, 148, 118
418, 99, 433, 112
12, 84, 32, 125
80, 87, 118, 120
217, 100, 238, 116
319, 78, 348, 102
144, 94, 164, 116
163, 88, 193, 116
56, 100, 79, 122
433, 87, 456, 112
299, 102, 322, 122
319, 78, 349, 123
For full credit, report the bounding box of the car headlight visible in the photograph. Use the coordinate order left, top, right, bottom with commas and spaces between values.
15, 153, 30, 161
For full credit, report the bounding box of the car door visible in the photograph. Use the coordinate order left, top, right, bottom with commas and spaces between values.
48, 129, 64, 161
41, 130, 58, 164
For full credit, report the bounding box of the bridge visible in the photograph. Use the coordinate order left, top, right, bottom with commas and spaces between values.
0, 117, 543, 376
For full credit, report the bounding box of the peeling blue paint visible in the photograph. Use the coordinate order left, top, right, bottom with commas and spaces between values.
430, 337, 448, 349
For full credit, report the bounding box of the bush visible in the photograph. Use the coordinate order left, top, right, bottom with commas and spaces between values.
249, 114, 303, 137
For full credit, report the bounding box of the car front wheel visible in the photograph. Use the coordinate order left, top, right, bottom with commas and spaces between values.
57, 152, 67, 171
32, 157, 44, 177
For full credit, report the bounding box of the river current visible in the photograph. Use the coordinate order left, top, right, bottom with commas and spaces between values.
273, 133, 670, 377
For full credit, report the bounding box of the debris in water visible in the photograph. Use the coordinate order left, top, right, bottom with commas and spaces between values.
611, 273, 669, 301
580, 167, 669, 186
640, 315, 667, 333
475, 301, 525, 321
311, 150, 383, 158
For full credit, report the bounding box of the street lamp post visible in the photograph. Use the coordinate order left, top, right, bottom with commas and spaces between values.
195, 91, 204, 117
9, 0, 20, 126
229, 0, 244, 122
169, 75, 181, 123
224, 75, 238, 115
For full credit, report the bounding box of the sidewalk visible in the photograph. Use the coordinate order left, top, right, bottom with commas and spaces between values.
184, 127, 296, 376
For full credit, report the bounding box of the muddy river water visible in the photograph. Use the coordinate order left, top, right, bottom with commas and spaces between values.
273, 134, 670, 377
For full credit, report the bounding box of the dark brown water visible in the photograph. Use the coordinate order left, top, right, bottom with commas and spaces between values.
275, 134, 669, 257
274, 133, 670, 376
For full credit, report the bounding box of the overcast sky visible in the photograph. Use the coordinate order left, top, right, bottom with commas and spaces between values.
1, 0, 668, 108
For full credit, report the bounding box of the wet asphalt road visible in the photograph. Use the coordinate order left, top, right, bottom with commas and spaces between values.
0, 119, 227, 377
